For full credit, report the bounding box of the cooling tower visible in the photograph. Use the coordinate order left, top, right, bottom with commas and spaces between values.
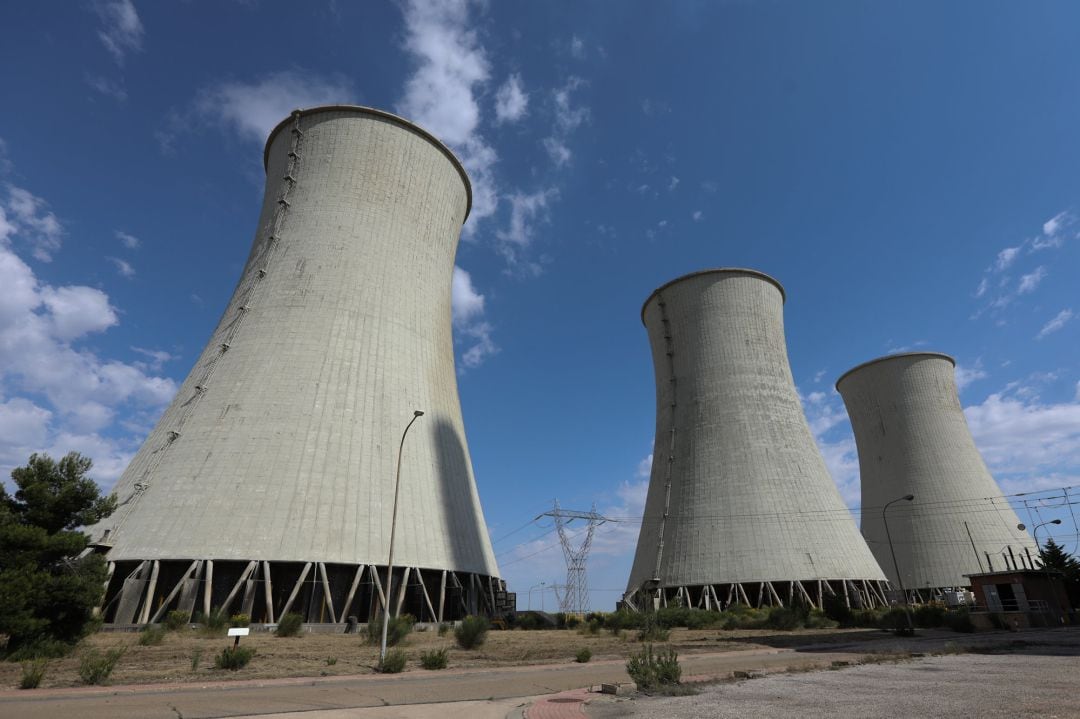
91, 106, 509, 625
624, 269, 888, 612
836, 352, 1037, 597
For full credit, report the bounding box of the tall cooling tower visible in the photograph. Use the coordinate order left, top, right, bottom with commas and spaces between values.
624, 269, 888, 612
836, 352, 1036, 597
92, 106, 508, 625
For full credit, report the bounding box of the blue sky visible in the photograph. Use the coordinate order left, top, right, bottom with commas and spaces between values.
1, 1, 1078, 610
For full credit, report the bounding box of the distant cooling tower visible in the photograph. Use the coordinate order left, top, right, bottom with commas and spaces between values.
624, 270, 888, 612
92, 106, 509, 625
837, 352, 1037, 597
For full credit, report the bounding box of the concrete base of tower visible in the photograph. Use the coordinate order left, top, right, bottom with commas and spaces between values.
99, 558, 513, 626
620, 578, 891, 613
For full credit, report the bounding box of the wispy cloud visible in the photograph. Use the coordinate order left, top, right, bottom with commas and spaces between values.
1017, 266, 1047, 294
692, 210, 703, 222
396, 0, 498, 227
159, 70, 355, 152
85, 73, 128, 101
542, 76, 588, 168
494, 73, 528, 124
93, 0, 144, 65
451, 265, 497, 369
1036, 309, 1073, 340
116, 230, 140, 249
955, 361, 988, 390
1, 185, 63, 261
108, 256, 135, 278
495, 189, 558, 275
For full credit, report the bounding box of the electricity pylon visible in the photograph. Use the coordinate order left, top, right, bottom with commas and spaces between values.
537, 501, 613, 615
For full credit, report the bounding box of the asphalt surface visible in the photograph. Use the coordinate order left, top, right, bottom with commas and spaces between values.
587, 634, 1080, 718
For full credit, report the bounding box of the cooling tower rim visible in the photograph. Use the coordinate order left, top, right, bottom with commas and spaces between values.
640, 267, 786, 324
834, 351, 957, 391
263, 105, 473, 223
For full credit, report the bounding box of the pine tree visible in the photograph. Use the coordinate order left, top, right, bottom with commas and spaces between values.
1039, 538, 1080, 579
0, 452, 116, 658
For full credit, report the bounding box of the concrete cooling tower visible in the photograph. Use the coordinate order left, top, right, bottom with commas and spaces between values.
91, 106, 509, 625
836, 352, 1037, 598
624, 269, 888, 612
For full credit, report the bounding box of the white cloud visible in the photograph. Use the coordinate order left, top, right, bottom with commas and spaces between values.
994, 245, 1022, 272
451, 265, 497, 369
1036, 210, 1072, 249
974, 277, 989, 298
495, 188, 557, 273
569, 35, 586, 59
966, 392, 1080, 479
1037, 309, 1073, 339
85, 73, 128, 101
451, 265, 485, 324
108, 256, 135, 278
131, 346, 174, 372
494, 73, 528, 124
636, 453, 653, 479
3, 185, 63, 261
1017, 266, 1047, 294
94, 0, 144, 65
955, 362, 988, 390
668, 176, 680, 192
692, 210, 703, 222
396, 0, 498, 227
552, 77, 589, 133
116, 230, 140, 249
542, 137, 572, 167
0, 243, 175, 488
184, 70, 355, 146
39, 285, 118, 341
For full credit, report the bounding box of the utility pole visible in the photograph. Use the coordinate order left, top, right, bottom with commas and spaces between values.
537, 501, 614, 616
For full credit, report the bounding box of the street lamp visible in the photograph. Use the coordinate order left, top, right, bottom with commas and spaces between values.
380, 410, 424, 665
1032, 519, 1062, 565
883, 493, 915, 635
527, 582, 546, 611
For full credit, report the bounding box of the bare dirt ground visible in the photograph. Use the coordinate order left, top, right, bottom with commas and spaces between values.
0, 625, 894, 689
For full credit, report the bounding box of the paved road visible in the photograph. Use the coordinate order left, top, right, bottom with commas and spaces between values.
587, 633, 1080, 719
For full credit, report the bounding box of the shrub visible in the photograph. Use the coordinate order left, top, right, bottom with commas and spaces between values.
420, 648, 449, 670
554, 612, 568, 629
581, 618, 602, 635
138, 625, 167, 646
20, 659, 48, 689
850, 608, 885, 628
190, 649, 203, 672
822, 594, 854, 627
945, 609, 976, 633
275, 612, 304, 637
575, 647, 592, 663
164, 610, 189, 631
366, 613, 414, 647
455, 615, 489, 649
565, 615, 581, 629
377, 648, 407, 673
879, 607, 911, 632
325, 656, 338, 666
804, 609, 837, 630
437, 622, 451, 636
5, 639, 75, 661
229, 613, 251, 628
78, 647, 126, 685
214, 645, 255, 670
638, 614, 670, 642
762, 606, 805, 630
913, 604, 946, 628
196, 607, 229, 636
626, 644, 681, 692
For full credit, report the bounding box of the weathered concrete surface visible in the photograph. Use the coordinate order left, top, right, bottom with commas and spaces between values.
837, 352, 1036, 590
627, 269, 886, 603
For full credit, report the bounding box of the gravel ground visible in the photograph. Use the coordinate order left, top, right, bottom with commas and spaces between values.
588, 639, 1080, 718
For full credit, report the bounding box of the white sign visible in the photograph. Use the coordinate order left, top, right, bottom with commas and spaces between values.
227, 627, 250, 637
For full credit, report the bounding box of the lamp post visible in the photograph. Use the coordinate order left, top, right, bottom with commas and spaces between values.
883, 494, 915, 634
380, 410, 424, 665
528, 582, 546, 611
1032, 519, 1062, 565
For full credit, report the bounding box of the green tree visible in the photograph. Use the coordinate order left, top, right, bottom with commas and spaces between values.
1039, 538, 1080, 578
0, 453, 116, 658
